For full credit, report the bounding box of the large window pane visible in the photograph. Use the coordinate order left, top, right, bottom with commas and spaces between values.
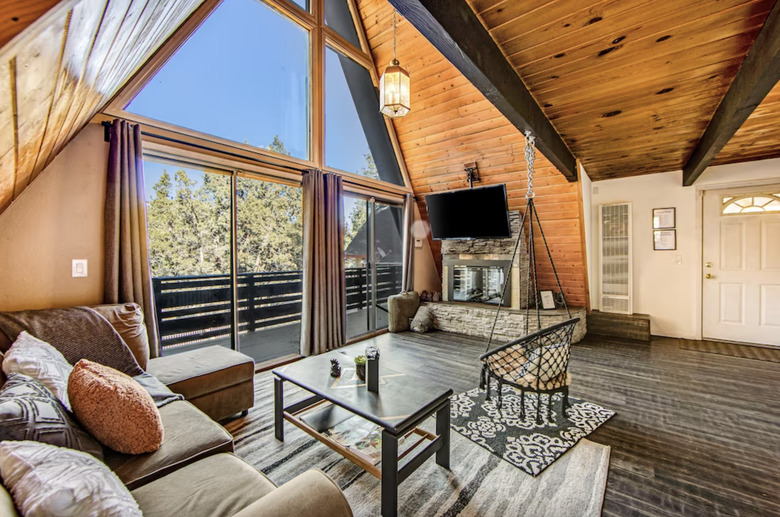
344, 196, 371, 338
343, 197, 403, 339
127, 0, 310, 160
144, 161, 233, 355
236, 176, 303, 363
325, 47, 404, 186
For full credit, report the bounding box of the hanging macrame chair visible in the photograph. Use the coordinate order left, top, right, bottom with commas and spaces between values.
479, 131, 580, 425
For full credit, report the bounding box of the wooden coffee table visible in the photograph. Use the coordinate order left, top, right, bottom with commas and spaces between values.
273, 348, 452, 517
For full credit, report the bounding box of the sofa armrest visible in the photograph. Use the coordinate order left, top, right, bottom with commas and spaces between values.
232, 470, 352, 517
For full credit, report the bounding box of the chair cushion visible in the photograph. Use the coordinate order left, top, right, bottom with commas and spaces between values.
68, 360, 163, 455
131, 453, 275, 517
91, 304, 150, 370
147, 346, 255, 400
388, 291, 420, 332
103, 400, 233, 490
514, 342, 568, 382
0, 374, 103, 460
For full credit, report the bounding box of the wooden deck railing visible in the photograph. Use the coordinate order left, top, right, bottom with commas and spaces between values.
152, 265, 403, 351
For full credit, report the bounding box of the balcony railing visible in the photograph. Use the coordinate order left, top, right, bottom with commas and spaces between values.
152, 265, 403, 353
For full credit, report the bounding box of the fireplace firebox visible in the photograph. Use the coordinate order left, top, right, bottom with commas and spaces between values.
444, 260, 511, 306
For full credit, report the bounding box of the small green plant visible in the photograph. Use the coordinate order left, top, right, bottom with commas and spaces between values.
354, 355, 366, 365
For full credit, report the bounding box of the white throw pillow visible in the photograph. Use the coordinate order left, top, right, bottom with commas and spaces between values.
0, 441, 142, 517
514, 342, 568, 382
2, 331, 73, 410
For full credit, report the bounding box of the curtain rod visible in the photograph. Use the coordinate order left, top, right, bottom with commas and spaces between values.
103, 121, 410, 200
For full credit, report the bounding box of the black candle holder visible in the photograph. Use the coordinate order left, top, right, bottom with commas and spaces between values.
366, 346, 379, 392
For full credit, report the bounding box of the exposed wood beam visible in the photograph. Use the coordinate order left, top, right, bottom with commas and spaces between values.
386, 0, 577, 181
682, 2, 780, 186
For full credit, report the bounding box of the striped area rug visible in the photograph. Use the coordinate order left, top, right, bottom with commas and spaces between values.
225, 372, 611, 517
680, 340, 780, 362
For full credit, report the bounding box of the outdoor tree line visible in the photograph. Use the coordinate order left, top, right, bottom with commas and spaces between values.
146, 136, 376, 277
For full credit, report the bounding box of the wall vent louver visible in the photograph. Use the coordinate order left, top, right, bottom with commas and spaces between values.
599, 203, 632, 314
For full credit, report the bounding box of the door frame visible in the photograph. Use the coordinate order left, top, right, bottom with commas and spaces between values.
696, 178, 780, 343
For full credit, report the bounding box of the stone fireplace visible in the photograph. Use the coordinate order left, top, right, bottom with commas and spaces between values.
425, 210, 587, 344
441, 211, 529, 309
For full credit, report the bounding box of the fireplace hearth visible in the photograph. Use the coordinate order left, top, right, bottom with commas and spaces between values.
445, 260, 511, 305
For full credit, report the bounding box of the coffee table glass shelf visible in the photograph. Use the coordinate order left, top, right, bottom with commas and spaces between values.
273, 348, 452, 517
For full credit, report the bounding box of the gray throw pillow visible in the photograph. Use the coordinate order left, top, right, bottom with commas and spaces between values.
410, 306, 434, 333
0, 374, 103, 460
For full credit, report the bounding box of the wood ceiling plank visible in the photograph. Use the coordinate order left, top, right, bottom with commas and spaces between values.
31, 0, 106, 181
13, 14, 67, 197
0, 0, 62, 49
683, 1, 780, 185
387, 0, 577, 180
0, 58, 14, 160
0, 149, 14, 213
518, 0, 770, 81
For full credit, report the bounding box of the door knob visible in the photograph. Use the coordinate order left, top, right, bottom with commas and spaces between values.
705, 273, 714, 279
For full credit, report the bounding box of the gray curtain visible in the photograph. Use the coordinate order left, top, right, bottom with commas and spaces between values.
104, 119, 160, 358
300, 170, 346, 356
401, 194, 415, 292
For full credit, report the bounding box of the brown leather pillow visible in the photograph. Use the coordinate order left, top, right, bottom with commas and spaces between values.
68, 359, 163, 454
91, 304, 150, 370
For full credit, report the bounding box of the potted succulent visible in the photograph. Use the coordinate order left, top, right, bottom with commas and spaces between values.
354, 355, 366, 380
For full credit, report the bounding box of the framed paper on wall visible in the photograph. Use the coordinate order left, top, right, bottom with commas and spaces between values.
540, 290, 556, 310
653, 229, 676, 251
652, 207, 676, 229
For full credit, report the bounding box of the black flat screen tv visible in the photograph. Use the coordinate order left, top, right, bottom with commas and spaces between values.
425, 185, 511, 240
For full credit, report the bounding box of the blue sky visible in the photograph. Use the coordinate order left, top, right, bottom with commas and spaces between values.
127, 0, 373, 179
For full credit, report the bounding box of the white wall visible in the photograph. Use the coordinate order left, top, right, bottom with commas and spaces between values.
579, 164, 595, 309
587, 157, 780, 339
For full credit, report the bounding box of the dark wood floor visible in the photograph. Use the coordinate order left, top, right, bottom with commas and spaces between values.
354, 330, 780, 517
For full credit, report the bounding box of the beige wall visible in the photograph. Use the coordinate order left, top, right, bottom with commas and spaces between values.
0, 124, 108, 311
412, 203, 441, 294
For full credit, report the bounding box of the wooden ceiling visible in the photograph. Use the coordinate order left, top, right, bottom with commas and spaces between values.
357, 0, 590, 307
0, 0, 202, 214
465, 0, 777, 180
712, 81, 780, 166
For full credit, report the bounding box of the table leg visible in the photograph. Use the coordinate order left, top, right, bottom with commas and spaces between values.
436, 400, 451, 469
274, 377, 284, 441
381, 429, 399, 517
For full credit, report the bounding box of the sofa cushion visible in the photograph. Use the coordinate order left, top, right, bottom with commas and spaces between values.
131, 453, 275, 517
147, 346, 255, 400
0, 374, 103, 460
0, 441, 142, 517
2, 332, 73, 410
103, 400, 233, 490
91, 304, 150, 370
68, 360, 163, 455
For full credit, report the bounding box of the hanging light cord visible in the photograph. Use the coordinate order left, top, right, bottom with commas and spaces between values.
392, 10, 397, 63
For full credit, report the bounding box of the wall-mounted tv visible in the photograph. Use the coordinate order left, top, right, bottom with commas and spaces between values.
425, 185, 511, 240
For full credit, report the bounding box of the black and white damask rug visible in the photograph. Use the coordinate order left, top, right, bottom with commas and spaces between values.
451, 385, 615, 477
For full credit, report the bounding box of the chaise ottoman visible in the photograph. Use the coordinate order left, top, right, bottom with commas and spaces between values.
148, 346, 255, 422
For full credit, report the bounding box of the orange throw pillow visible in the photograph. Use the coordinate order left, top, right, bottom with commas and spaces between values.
68, 359, 163, 454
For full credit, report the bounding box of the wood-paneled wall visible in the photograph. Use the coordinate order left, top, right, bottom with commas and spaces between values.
0, 0, 203, 215
356, 0, 589, 307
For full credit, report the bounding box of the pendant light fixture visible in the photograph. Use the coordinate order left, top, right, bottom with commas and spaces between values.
379, 10, 410, 118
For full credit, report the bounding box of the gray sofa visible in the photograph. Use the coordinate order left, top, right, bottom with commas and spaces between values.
0, 304, 352, 517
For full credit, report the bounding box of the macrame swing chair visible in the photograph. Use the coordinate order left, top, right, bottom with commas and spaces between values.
479, 131, 580, 425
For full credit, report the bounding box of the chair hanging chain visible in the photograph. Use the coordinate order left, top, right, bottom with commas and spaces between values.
524, 131, 535, 199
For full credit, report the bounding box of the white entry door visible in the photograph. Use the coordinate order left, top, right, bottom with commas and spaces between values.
702, 187, 780, 346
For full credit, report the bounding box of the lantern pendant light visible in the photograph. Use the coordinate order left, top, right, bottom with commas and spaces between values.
379, 10, 410, 118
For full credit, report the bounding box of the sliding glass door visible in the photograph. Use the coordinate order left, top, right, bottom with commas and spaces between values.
144, 160, 303, 364
343, 196, 403, 339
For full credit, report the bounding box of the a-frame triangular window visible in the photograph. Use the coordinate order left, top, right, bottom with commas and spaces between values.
122, 0, 406, 188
